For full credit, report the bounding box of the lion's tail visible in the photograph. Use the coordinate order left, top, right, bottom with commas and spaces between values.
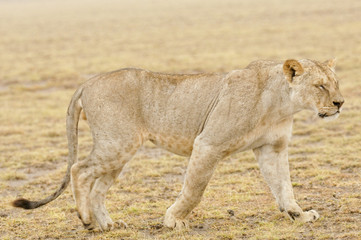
12, 86, 83, 209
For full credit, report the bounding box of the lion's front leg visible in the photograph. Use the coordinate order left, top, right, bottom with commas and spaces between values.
253, 141, 319, 223
164, 140, 221, 229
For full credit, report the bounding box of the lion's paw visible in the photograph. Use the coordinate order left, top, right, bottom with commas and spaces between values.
164, 210, 189, 230
287, 209, 319, 223
100, 219, 128, 231
301, 210, 319, 222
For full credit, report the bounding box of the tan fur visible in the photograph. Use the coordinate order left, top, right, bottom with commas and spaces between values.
13, 59, 344, 231
283, 59, 305, 83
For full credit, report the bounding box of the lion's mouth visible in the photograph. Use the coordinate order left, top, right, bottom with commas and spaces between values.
318, 111, 340, 118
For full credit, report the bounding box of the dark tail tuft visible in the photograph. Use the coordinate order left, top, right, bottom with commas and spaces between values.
11, 87, 83, 211
12, 198, 35, 209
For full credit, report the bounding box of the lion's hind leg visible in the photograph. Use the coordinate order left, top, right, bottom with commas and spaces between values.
89, 165, 130, 231
72, 139, 139, 231
71, 160, 97, 230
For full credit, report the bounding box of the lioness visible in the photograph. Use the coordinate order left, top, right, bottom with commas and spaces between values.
13, 59, 344, 231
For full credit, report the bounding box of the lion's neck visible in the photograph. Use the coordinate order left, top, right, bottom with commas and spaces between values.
266, 64, 304, 119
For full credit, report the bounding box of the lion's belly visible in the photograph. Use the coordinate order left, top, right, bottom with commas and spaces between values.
148, 133, 195, 157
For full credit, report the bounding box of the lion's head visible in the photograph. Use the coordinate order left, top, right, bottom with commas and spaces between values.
283, 59, 344, 120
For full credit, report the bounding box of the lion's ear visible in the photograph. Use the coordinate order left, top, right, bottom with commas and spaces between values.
325, 58, 337, 71
283, 59, 304, 83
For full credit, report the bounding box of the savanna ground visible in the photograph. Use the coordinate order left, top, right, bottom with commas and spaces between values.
0, 0, 360, 239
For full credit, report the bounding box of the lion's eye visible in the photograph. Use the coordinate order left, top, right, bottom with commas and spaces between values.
318, 85, 326, 90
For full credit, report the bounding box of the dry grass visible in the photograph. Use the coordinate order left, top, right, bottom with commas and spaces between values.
1, 0, 360, 239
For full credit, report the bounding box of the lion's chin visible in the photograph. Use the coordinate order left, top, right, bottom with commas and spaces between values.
318, 111, 340, 121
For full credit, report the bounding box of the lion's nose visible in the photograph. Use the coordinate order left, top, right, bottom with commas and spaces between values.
333, 100, 344, 108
